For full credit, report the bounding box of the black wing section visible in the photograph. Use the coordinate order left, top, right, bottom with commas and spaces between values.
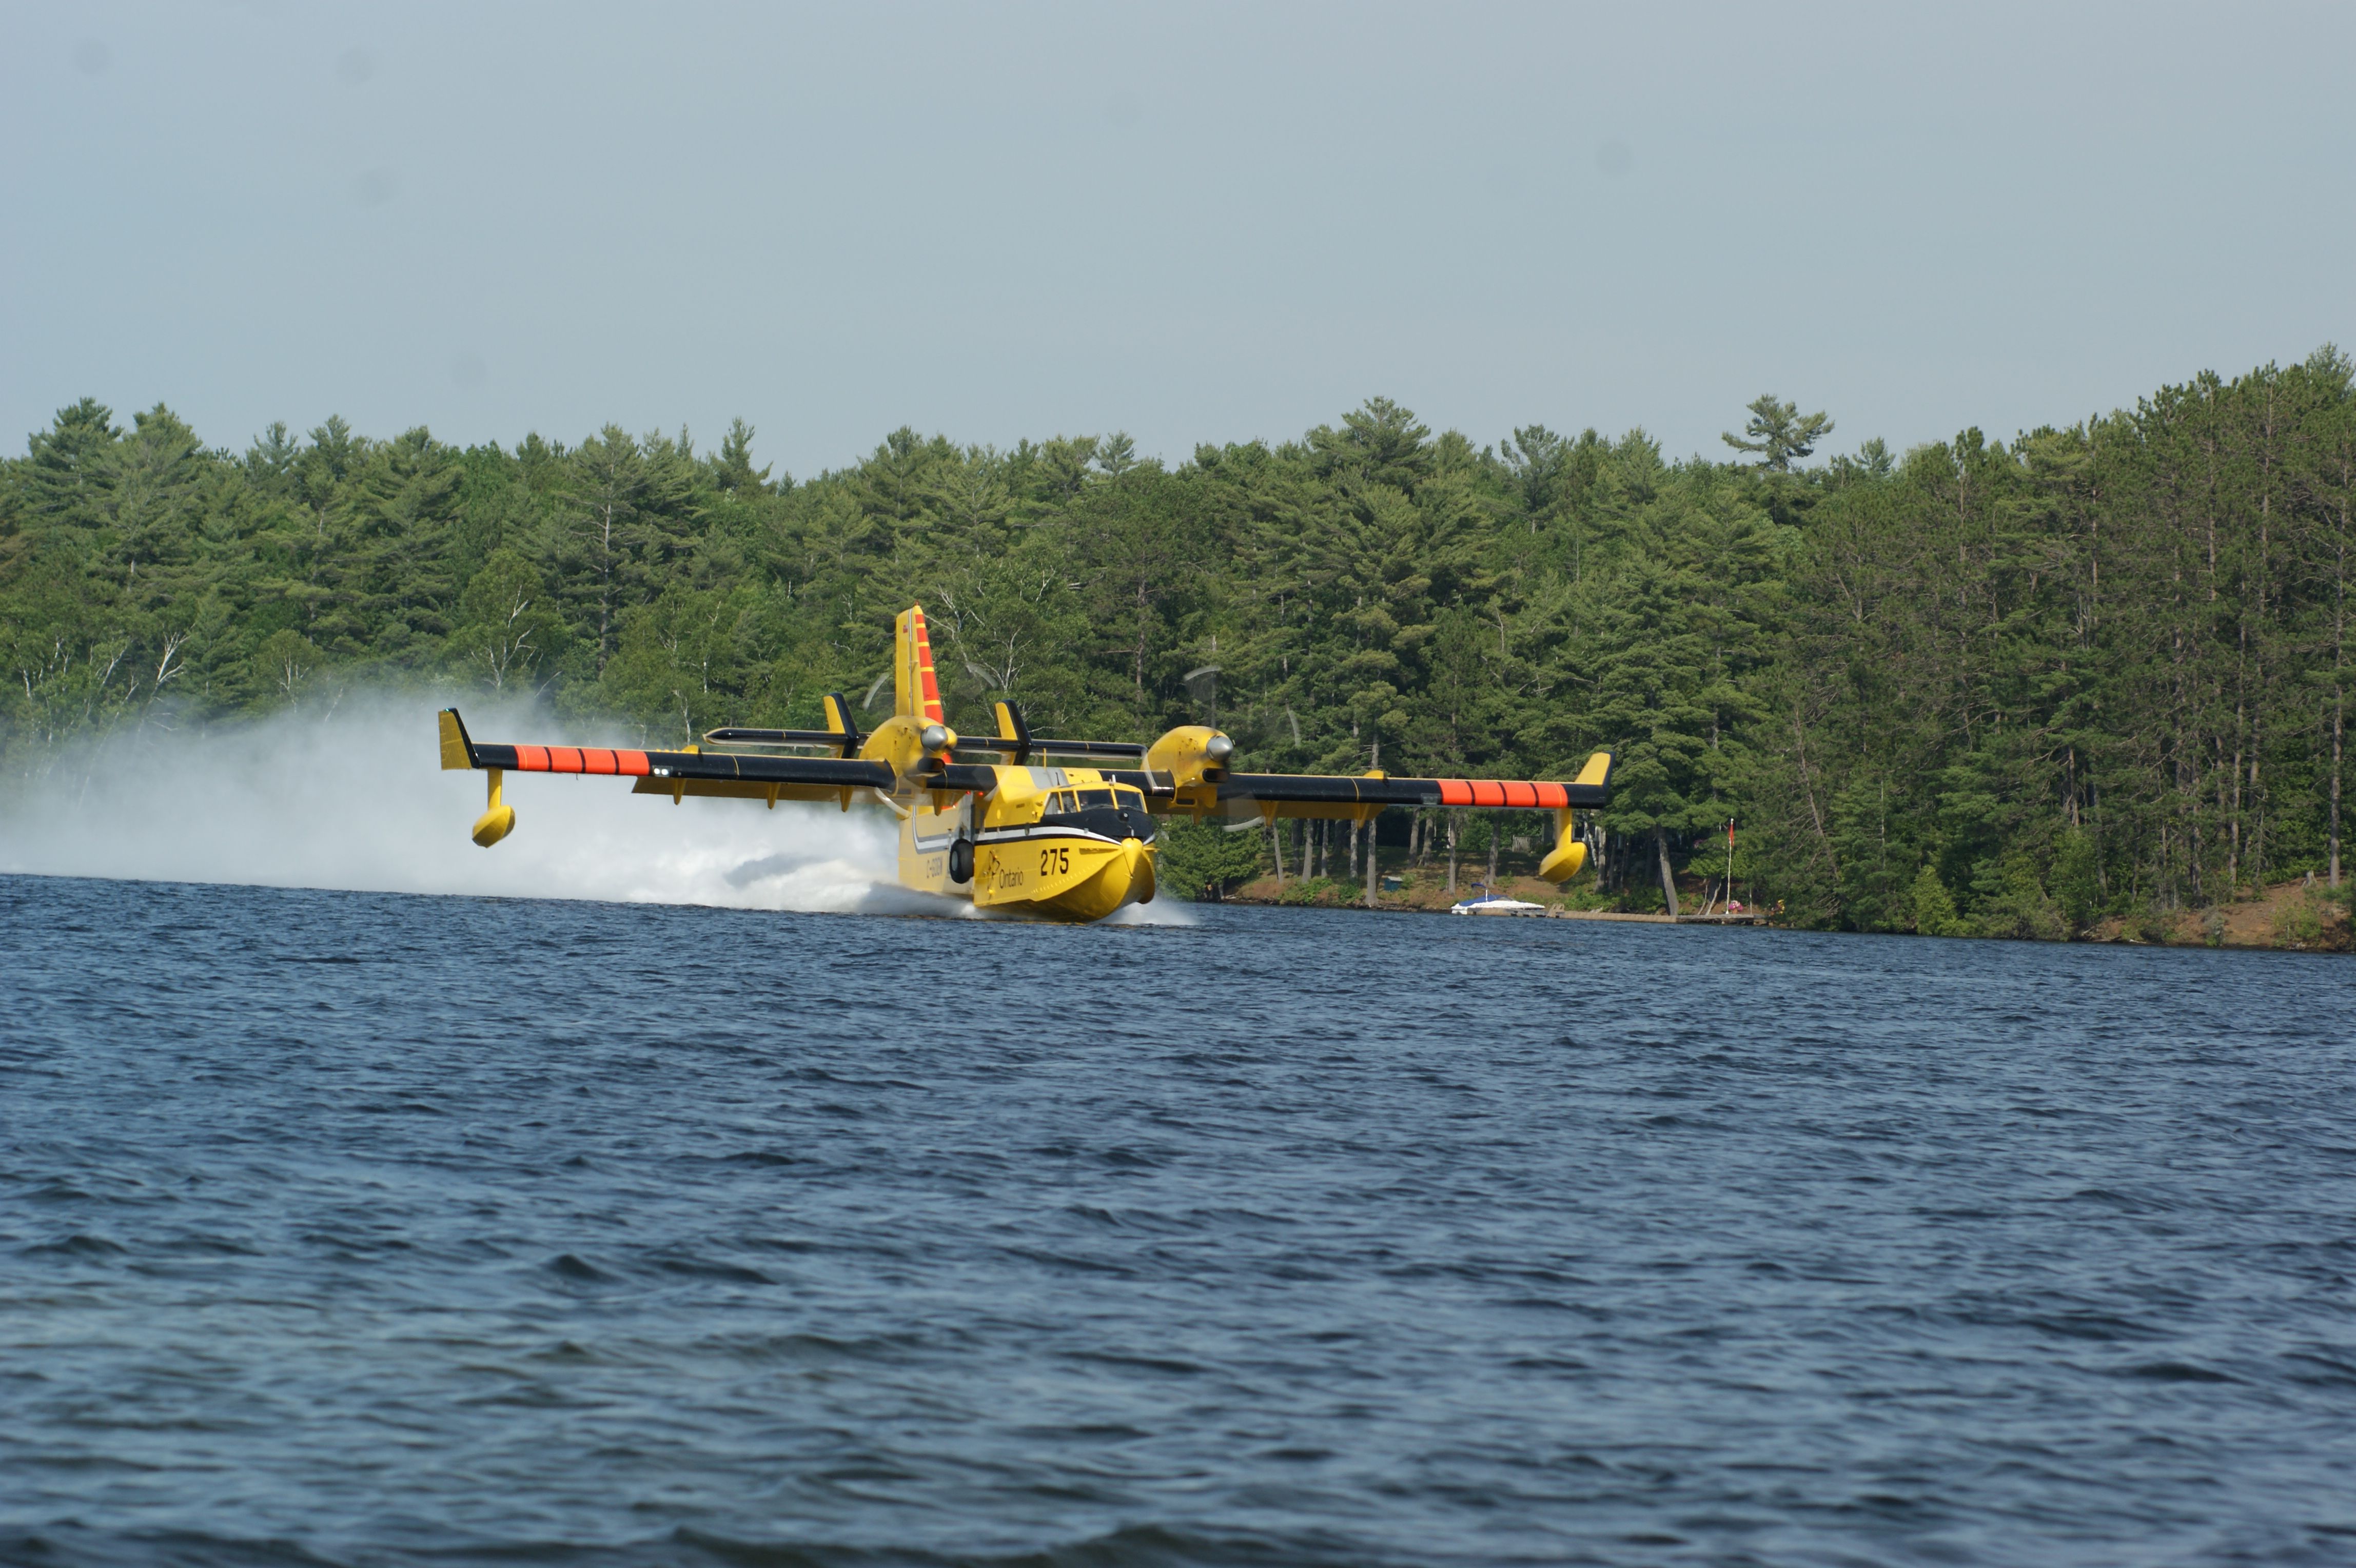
949, 735, 1147, 760
439, 708, 894, 793
1214, 772, 1606, 809
1087, 753, 1613, 816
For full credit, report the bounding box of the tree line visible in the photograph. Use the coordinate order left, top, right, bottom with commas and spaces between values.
4, 347, 2351, 930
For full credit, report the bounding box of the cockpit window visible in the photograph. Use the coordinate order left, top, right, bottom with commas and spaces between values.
1037, 785, 1152, 840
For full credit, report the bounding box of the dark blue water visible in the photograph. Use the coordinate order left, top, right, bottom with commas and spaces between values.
5, 873, 2355, 1567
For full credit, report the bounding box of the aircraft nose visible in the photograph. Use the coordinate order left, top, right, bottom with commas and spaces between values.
1120, 837, 1155, 906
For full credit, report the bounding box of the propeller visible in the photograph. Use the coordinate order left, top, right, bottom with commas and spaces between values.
1182, 664, 1219, 730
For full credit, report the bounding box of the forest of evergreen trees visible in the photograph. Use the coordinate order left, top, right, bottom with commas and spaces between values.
4, 349, 2351, 933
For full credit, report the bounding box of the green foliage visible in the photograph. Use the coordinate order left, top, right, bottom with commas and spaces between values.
2052, 831, 2103, 934
1970, 852, 2064, 942
1911, 864, 1962, 937
1153, 819, 1266, 901
1723, 395, 1835, 472
4, 357, 2354, 946
1277, 876, 1346, 906
453, 547, 559, 693
2273, 891, 2326, 947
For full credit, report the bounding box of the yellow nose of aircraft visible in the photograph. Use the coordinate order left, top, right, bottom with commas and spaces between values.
1122, 838, 1154, 906
1036, 835, 1155, 923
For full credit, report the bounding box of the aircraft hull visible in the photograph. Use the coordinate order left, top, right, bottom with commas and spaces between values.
899, 803, 1153, 922
975, 834, 1154, 922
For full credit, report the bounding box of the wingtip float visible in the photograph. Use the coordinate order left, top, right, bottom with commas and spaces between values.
437, 605, 1612, 924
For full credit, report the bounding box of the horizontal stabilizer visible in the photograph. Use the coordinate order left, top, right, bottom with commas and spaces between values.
950, 734, 1146, 760
631, 777, 874, 805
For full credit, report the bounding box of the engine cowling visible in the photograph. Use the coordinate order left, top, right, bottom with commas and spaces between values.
1145, 725, 1233, 789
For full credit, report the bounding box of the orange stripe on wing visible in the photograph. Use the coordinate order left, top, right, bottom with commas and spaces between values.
616, 750, 651, 776
583, 748, 617, 775
1435, 777, 1571, 809
548, 746, 584, 773
515, 744, 550, 771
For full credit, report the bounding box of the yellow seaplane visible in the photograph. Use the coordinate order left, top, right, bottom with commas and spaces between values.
437, 606, 1612, 923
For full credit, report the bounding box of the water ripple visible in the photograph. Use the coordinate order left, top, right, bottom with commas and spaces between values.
3, 873, 2354, 1566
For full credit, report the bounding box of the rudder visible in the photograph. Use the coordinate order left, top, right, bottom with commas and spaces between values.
893, 606, 946, 723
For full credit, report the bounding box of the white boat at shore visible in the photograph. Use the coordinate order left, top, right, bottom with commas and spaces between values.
1449, 892, 1548, 916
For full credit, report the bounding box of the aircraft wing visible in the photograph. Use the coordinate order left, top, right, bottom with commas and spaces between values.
440, 709, 893, 801
1098, 750, 1612, 820
1179, 752, 1613, 884
1216, 771, 1607, 811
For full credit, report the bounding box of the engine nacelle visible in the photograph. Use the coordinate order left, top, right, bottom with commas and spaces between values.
1146, 725, 1233, 789
862, 713, 959, 785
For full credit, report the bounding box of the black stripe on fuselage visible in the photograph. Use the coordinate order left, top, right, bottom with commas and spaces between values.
978, 826, 1122, 848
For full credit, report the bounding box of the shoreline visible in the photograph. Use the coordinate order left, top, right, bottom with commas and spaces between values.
1201, 872, 2350, 953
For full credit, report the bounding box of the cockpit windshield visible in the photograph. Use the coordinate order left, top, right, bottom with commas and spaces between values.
1026, 781, 1154, 843
1047, 787, 1128, 813
1039, 784, 1151, 832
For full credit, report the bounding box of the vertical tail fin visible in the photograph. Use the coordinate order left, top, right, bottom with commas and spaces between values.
893, 606, 946, 723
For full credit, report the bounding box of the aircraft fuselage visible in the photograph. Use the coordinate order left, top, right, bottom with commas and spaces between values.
899, 765, 1158, 921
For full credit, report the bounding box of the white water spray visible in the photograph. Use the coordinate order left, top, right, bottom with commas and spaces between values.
0, 696, 1193, 923
0, 696, 940, 915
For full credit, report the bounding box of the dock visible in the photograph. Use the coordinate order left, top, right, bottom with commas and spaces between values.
1540, 909, 1768, 925
1222, 878, 1772, 923
1447, 907, 1769, 925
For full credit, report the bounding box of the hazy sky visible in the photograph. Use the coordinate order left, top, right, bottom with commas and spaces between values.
7, 2, 2351, 478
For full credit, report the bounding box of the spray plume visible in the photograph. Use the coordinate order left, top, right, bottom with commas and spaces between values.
0, 696, 1193, 924
0, 696, 935, 915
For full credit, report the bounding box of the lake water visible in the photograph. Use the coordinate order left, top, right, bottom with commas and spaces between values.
4, 872, 2354, 1566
